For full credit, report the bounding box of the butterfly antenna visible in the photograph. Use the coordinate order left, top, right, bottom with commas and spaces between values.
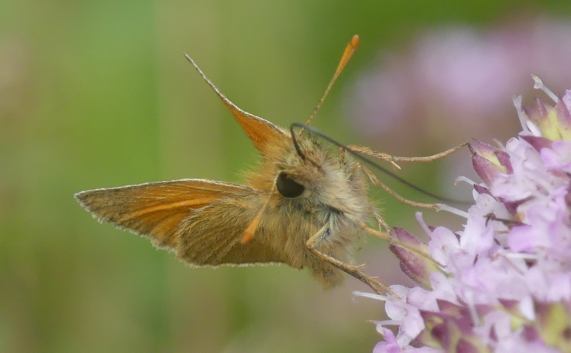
305, 34, 360, 125
290, 123, 470, 206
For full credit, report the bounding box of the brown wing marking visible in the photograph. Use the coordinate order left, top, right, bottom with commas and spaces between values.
175, 197, 289, 267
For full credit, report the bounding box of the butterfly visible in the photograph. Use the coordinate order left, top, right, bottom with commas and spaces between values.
76, 35, 461, 294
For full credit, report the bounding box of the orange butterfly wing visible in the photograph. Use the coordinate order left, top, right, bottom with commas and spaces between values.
184, 54, 289, 154
76, 179, 289, 267
75, 179, 251, 248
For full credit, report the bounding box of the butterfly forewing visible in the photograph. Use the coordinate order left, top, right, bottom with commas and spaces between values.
76, 179, 288, 267
75, 179, 251, 248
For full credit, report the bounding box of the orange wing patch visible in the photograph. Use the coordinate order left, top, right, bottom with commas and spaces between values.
184, 54, 289, 154
75, 179, 251, 248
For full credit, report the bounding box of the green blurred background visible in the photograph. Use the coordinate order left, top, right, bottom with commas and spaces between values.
1, 1, 570, 352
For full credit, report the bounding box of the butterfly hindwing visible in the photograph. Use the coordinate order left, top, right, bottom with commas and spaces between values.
175, 195, 289, 266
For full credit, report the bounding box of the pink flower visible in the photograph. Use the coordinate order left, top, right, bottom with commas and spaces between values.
360, 83, 571, 353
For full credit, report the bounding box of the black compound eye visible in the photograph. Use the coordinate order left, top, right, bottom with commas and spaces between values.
276, 172, 305, 198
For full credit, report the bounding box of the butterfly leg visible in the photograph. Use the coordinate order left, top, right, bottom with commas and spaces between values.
305, 225, 391, 295
361, 165, 440, 210
349, 142, 468, 168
